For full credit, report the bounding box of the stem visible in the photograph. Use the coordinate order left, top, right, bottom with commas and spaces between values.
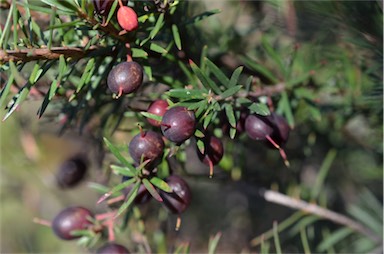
0, 46, 97, 63
257, 188, 381, 243
33, 217, 52, 227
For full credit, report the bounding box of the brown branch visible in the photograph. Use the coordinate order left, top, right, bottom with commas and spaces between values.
258, 188, 381, 243
0, 46, 98, 63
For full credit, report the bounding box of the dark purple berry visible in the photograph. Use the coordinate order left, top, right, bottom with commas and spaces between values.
244, 114, 274, 141
122, 176, 152, 204
128, 130, 164, 168
267, 113, 290, 146
160, 175, 192, 214
147, 99, 169, 127
107, 61, 143, 97
93, 0, 128, 16
56, 156, 88, 188
161, 106, 196, 144
197, 135, 224, 177
96, 242, 130, 254
52, 206, 93, 240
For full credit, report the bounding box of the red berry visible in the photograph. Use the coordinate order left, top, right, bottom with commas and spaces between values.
52, 206, 93, 240
117, 6, 138, 32
147, 99, 169, 127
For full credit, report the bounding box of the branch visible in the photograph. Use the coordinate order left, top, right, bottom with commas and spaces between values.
0, 46, 98, 63
257, 188, 381, 243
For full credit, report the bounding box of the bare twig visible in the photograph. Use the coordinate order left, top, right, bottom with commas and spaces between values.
0, 46, 98, 63
258, 188, 381, 243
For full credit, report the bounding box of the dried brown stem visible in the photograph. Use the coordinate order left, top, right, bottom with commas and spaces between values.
0, 46, 98, 63
258, 188, 381, 243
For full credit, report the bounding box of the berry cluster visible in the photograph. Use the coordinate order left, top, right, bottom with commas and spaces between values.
35, 1, 292, 251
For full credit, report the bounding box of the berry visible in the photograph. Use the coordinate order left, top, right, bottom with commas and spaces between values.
52, 206, 93, 240
96, 242, 130, 254
56, 156, 88, 188
197, 135, 224, 177
107, 61, 143, 97
93, 0, 127, 16
244, 114, 274, 141
267, 113, 290, 146
117, 6, 138, 32
122, 176, 152, 204
147, 99, 169, 127
128, 130, 165, 168
161, 106, 196, 144
160, 175, 192, 214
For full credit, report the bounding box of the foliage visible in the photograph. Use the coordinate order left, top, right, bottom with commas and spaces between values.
0, 0, 382, 253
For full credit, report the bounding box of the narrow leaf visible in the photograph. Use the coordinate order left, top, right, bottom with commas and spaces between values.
224, 104, 236, 128
150, 177, 172, 193
140, 112, 162, 122
110, 165, 136, 177
208, 232, 222, 254
0, 72, 14, 108
227, 66, 243, 88
149, 42, 167, 54
97, 177, 136, 204
142, 178, 163, 202
240, 56, 279, 84
115, 181, 140, 218
248, 103, 270, 116
131, 48, 148, 58
172, 24, 182, 50
103, 137, 135, 171
205, 57, 229, 87
219, 85, 242, 100
150, 13, 165, 39
189, 60, 221, 94
316, 227, 354, 252
167, 88, 206, 99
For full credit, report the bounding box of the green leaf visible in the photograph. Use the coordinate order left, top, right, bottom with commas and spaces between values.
76, 58, 95, 93
261, 37, 287, 79
348, 205, 382, 235
316, 227, 354, 252
142, 178, 162, 202
105, 0, 118, 26
115, 181, 140, 217
97, 177, 136, 204
203, 111, 214, 129
278, 91, 294, 128
248, 103, 270, 116
204, 58, 229, 87
0, 2, 14, 49
149, 13, 165, 39
208, 232, 222, 254
227, 66, 243, 88
194, 129, 205, 138
143, 65, 153, 81
140, 112, 162, 122
189, 60, 221, 94
103, 138, 136, 172
273, 222, 282, 254
3, 85, 30, 121
224, 104, 236, 128
196, 139, 205, 154
167, 88, 206, 99
150, 177, 172, 193
229, 127, 236, 139
219, 85, 242, 100
111, 165, 136, 177
87, 182, 110, 194
41, 0, 78, 13
131, 48, 148, 58
172, 24, 182, 50
0, 72, 14, 108
310, 149, 337, 200
240, 56, 279, 84
47, 6, 56, 49
149, 42, 167, 54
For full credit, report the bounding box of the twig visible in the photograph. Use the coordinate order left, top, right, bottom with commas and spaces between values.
0, 46, 98, 63
258, 188, 381, 243
238, 82, 286, 98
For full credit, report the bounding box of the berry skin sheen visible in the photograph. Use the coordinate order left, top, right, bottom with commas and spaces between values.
147, 99, 169, 127
161, 106, 196, 144
107, 61, 143, 97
